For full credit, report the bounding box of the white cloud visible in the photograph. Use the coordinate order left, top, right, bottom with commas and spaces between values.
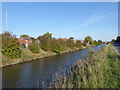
53, 12, 117, 35
80, 12, 117, 28
65, 12, 117, 31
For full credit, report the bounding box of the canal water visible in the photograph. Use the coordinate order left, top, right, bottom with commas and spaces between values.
2, 44, 106, 88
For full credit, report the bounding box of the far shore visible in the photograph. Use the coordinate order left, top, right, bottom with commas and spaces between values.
1, 47, 83, 68
1, 44, 107, 68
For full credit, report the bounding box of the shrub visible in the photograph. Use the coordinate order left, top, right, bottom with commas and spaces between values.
49, 39, 62, 54
37, 36, 50, 51
2, 32, 22, 59
76, 40, 82, 49
28, 43, 39, 53
67, 39, 75, 49
83, 41, 87, 46
2, 43, 21, 59
58, 38, 67, 51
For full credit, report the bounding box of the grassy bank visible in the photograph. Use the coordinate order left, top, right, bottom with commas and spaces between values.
1, 47, 80, 68
49, 45, 119, 88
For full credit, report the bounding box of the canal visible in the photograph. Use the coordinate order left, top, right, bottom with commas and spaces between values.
2, 44, 106, 88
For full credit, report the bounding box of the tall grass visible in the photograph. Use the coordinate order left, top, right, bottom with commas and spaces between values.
48, 45, 119, 88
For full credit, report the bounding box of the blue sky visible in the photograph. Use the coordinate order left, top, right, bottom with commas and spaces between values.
2, 2, 118, 41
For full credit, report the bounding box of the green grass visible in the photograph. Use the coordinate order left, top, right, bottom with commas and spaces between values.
49, 45, 119, 88
1, 46, 80, 67
20, 48, 34, 61
1, 47, 56, 67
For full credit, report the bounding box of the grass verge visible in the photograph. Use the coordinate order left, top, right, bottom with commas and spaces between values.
1, 47, 80, 67
49, 45, 119, 88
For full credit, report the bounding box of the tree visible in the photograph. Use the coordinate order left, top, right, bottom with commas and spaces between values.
43, 32, 52, 39
115, 36, 120, 43
49, 39, 62, 54
30, 37, 35, 42
69, 37, 74, 40
37, 36, 50, 51
97, 40, 106, 45
67, 38, 75, 49
83, 41, 87, 46
58, 38, 67, 50
111, 39, 115, 43
117, 36, 120, 40
98, 40, 102, 43
76, 40, 82, 49
93, 40, 98, 46
2, 32, 21, 59
84, 36, 94, 45
20, 34, 29, 37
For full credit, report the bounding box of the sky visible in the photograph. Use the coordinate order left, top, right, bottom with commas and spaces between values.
1, 2, 118, 41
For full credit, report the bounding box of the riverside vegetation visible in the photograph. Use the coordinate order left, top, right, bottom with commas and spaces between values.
48, 45, 119, 88
1, 32, 119, 88
0, 32, 105, 67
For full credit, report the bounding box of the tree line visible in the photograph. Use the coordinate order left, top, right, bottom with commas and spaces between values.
0, 32, 106, 59
111, 36, 120, 44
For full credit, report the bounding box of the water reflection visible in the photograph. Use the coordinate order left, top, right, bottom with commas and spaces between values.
2, 44, 106, 88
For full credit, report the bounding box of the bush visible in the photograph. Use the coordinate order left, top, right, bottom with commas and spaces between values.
2, 32, 22, 59
84, 36, 93, 45
83, 41, 87, 46
2, 43, 21, 59
67, 39, 75, 49
76, 40, 82, 49
52, 47, 61, 54
49, 39, 62, 54
28, 43, 39, 53
58, 38, 67, 51
37, 36, 50, 51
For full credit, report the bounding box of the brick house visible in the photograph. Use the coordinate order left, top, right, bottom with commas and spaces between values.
61, 38, 68, 42
18, 36, 32, 47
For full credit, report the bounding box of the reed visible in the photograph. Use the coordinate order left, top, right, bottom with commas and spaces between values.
48, 45, 119, 88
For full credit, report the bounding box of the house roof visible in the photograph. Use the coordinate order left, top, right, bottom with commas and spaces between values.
61, 38, 67, 42
22, 37, 32, 40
